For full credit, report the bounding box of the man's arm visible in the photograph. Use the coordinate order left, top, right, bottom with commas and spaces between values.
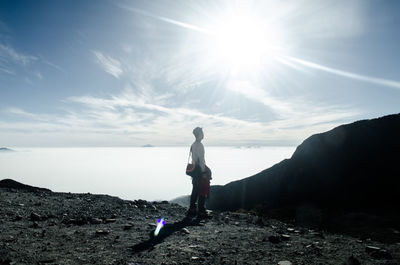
199, 143, 206, 173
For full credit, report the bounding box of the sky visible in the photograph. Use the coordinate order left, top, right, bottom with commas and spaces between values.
0, 0, 399, 147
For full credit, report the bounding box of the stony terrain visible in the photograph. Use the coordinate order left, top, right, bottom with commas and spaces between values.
1, 185, 399, 265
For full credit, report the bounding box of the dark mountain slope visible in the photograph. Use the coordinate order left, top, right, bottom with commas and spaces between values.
0, 179, 51, 193
207, 113, 400, 215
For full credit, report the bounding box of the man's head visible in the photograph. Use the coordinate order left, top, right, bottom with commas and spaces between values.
193, 127, 204, 141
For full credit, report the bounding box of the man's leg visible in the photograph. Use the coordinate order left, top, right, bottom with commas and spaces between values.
188, 177, 199, 216
198, 195, 206, 213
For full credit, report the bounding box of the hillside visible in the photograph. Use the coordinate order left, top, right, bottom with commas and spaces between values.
207, 113, 400, 211
202, 114, 400, 239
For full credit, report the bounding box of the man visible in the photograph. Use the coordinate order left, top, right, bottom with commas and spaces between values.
187, 127, 209, 218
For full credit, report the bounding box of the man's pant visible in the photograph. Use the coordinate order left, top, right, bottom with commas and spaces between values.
190, 176, 205, 212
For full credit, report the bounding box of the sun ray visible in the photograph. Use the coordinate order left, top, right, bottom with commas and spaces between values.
282, 55, 400, 90
118, 4, 212, 35
119, 3, 288, 76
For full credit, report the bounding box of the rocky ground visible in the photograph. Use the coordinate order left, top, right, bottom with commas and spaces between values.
1, 186, 399, 265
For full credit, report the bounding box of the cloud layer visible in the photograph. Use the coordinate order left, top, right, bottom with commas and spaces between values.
92, 50, 123, 79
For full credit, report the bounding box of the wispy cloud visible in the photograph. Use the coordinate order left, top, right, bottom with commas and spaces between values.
0, 43, 37, 65
227, 79, 293, 116
68, 90, 262, 128
0, 43, 45, 80
225, 78, 360, 126
0, 66, 15, 75
92, 50, 123, 79
5, 107, 37, 118
0, 41, 65, 81
35, 72, 43, 80
41, 57, 66, 74
4, 107, 62, 123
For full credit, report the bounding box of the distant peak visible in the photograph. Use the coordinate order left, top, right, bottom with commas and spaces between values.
0, 147, 14, 152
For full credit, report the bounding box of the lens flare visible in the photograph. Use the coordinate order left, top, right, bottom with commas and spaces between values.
154, 218, 166, 236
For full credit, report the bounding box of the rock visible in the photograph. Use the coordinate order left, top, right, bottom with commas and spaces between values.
278, 261, 292, 265
268, 235, 281, 244
346, 256, 361, 265
32, 221, 40, 228
287, 228, 295, 233
105, 218, 116, 223
123, 224, 133, 230
277, 229, 285, 234
96, 230, 110, 235
182, 228, 190, 234
253, 216, 264, 226
90, 218, 102, 224
310, 231, 325, 238
370, 249, 393, 260
5, 235, 14, 242
40, 258, 56, 264
0, 258, 12, 265
75, 218, 87, 225
14, 215, 23, 221
30, 212, 41, 221
365, 245, 381, 253
281, 234, 291, 241
48, 220, 57, 226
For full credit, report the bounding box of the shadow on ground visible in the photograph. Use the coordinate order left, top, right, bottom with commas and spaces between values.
131, 216, 205, 253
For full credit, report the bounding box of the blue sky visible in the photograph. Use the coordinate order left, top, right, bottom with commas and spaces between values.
0, 0, 399, 147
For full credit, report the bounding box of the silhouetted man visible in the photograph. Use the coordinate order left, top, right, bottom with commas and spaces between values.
187, 127, 209, 218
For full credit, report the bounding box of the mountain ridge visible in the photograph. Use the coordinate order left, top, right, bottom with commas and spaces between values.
207, 113, 400, 212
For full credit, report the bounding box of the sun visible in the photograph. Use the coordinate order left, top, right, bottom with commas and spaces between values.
206, 12, 283, 74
